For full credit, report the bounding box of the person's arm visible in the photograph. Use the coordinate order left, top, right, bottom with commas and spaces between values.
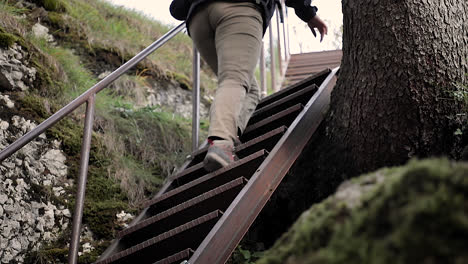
285, 0, 328, 42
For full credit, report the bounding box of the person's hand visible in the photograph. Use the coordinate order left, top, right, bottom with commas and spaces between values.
307, 15, 328, 42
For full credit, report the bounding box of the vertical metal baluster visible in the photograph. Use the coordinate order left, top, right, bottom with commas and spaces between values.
260, 41, 267, 98
282, 0, 289, 63
269, 22, 276, 92
276, 8, 283, 78
192, 45, 200, 152
68, 94, 96, 264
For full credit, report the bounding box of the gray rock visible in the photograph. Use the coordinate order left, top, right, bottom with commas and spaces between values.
31, 23, 54, 43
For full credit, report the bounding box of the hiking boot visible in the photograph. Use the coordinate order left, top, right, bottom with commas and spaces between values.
203, 139, 236, 172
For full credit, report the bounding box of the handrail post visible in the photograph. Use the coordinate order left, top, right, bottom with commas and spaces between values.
282, 0, 290, 63
68, 94, 96, 264
192, 45, 200, 152
260, 41, 267, 98
275, 8, 283, 77
268, 22, 277, 92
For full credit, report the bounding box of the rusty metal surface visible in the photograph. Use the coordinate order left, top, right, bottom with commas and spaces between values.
242, 104, 303, 141
235, 126, 286, 158
248, 84, 318, 125
258, 69, 330, 109
189, 68, 339, 264
117, 178, 247, 249
68, 95, 96, 264
145, 150, 267, 215
95, 211, 222, 264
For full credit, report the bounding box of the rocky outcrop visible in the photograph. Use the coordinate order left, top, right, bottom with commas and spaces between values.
0, 114, 71, 263
0, 43, 37, 92
146, 79, 210, 119
256, 159, 468, 264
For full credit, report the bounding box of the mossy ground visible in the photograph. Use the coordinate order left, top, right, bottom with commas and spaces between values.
30, 0, 68, 12
257, 159, 468, 264
0, 26, 18, 48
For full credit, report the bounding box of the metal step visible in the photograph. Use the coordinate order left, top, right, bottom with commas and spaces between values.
257, 69, 330, 109
248, 84, 318, 126
117, 178, 247, 250
95, 211, 222, 264
145, 150, 267, 216
241, 104, 303, 142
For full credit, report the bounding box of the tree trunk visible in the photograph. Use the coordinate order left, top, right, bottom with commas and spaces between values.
252, 0, 468, 247
329, 0, 468, 173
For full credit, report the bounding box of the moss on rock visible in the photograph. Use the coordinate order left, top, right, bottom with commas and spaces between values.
257, 158, 468, 264
31, 0, 68, 12
0, 26, 18, 48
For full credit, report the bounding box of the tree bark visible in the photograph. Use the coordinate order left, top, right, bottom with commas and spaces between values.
253, 0, 468, 247
329, 0, 468, 173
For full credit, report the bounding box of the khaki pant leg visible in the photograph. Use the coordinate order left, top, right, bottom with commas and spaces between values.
189, 2, 263, 143
237, 77, 261, 135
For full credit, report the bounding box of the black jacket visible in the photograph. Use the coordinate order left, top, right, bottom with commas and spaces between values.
170, 0, 318, 35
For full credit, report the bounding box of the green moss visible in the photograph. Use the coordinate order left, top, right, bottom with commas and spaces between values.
31, 0, 68, 12
258, 159, 468, 264
47, 11, 67, 29
167, 71, 192, 90
0, 26, 18, 48
78, 241, 110, 264
25, 247, 68, 264
18, 95, 50, 120
47, 118, 83, 156
83, 199, 127, 239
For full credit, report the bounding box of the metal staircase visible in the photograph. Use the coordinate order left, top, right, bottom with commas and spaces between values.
95, 68, 339, 264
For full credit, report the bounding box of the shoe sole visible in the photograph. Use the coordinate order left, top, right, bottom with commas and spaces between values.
203, 152, 231, 172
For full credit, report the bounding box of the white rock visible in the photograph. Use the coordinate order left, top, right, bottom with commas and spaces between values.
0, 120, 9, 130
0, 194, 7, 204
32, 23, 54, 42
41, 149, 68, 177
1, 251, 13, 263
0, 95, 14, 109
2, 225, 12, 238
10, 238, 22, 251
43, 231, 52, 241
62, 209, 71, 218
43, 179, 52, 186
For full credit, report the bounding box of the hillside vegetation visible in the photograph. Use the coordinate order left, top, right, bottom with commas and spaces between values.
1, 0, 212, 262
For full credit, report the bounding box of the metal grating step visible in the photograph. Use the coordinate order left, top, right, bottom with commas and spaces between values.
145, 150, 267, 216
95, 211, 222, 264
235, 126, 286, 158
248, 84, 318, 126
241, 104, 303, 142
154, 248, 193, 264
117, 178, 248, 249
257, 69, 330, 109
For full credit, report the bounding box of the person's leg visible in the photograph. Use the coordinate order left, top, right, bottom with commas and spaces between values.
208, 1, 263, 143
189, 1, 263, 171
238, 77, 261, 135
188, 3, 218, 75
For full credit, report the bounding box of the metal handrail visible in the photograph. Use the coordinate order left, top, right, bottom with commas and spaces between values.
0, 2, 292, 263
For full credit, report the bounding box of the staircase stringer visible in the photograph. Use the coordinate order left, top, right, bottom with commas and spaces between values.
189, 67, 339, 264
